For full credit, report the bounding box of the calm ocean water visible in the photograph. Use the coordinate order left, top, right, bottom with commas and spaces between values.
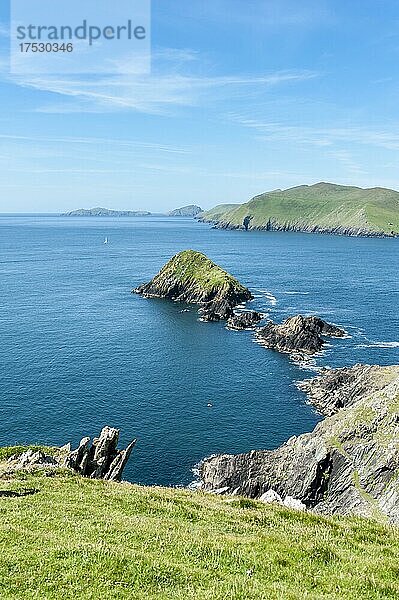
1, 216, 398, 486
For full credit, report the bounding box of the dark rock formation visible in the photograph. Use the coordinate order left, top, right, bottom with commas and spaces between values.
199, 364, 399, 524
227, 311, 263, 330
167, 205, 203, 217
255, 315, 346, 356
3, 427, 136, 482
297, 364, 389, 416
134, 250, 252, 321
243, 215, 253, 231
63, 426, 136, 481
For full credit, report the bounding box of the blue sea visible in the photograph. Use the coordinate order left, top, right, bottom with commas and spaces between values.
1, 215, 398, 486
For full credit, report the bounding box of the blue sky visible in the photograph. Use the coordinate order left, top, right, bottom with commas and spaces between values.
1, 0, 399, 212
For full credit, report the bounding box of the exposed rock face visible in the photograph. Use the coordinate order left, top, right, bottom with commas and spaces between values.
10, 449, 58, 470
297, 364, 390, 416
3, 427, 136, 482
256, 315, 346, 356
199, 365, 399, 524
64, 426, 136, 481
134, 250, 252, 321
227, 311, 263, 330
167, 205, 203, 217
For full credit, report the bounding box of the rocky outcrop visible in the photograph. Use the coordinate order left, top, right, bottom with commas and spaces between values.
227, 311, 263, 330
134, 250, 252, 321
4, 427, 136, 482
199, 364, 399, 524
255, 315, 346, 356
297, 364, 390, 416
214, 220, 397, 238
167, 205, 203, 217
63, 426, 136, 481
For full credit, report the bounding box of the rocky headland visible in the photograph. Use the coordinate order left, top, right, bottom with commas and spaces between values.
167, 205, 203, 217
199, 364, 399, 524
255, 315, 346, 356
133, 250, 252, 321
198, 182, 399, 238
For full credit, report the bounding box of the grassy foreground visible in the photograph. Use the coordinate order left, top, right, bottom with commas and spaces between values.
0, 471, 398, 599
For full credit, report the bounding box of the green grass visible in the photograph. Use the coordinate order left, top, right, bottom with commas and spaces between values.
201, 183, 399, 235
198, 204, 240, 221
0, 472, 398, 599
0, 446, 59, 461
156, 250, 249, 295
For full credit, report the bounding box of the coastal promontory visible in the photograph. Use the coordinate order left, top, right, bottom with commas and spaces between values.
199, 364, 399, 524
199, 182, 399, 237
133, 250, 252, 321
167, 205, 203, 217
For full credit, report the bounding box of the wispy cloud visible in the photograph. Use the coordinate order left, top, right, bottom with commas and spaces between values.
8, 40, 317, 115
230, 117, 399, 151
0, 133, 190, 154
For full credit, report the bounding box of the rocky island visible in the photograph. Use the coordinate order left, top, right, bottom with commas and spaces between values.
133, 250, 252, 321
167, 205, 203, 217
63, 207, 151, 217
199, 363, 399, 524
227, 310, 263, 330
256, 315, 346, 356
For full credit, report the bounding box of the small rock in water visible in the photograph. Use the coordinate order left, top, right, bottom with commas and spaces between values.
227, 310, 263, 330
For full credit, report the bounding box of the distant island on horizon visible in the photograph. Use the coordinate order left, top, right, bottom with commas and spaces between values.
62, 205, 203, 218
49, 181, 399, 238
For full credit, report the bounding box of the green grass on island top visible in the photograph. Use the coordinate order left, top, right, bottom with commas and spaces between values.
0, 471, 398, 599
156, 250, 249, 294
201, 183, 399, 234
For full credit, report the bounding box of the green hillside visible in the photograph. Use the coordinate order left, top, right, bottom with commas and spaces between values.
200, 183, 399, 236
1, 469, 399, 599
198, 204, 240, 222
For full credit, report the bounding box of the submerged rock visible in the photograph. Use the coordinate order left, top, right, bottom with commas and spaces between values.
227, 310, 263, 330
133, 250, 252, 321
256, 315, 346, 356
199, 364, 399, 524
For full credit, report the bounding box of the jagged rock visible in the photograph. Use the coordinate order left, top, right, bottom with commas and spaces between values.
133, 250, 252, 321
199, 365, 399, 524
13, 449, 57, 469
64, 426, 136, 482
256, 315, 346, 356
227, 311, 263, 330
297, 364, 389, 416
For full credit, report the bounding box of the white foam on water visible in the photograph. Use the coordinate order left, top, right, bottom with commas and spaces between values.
355, 341, 399, 349
256, 290, 277, 306
283, 291, 310, 295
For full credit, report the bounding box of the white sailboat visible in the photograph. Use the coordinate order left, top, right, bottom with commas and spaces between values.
104, 237, 108, 244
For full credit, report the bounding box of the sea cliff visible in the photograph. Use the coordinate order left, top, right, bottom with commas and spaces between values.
199, 364, 399, 524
